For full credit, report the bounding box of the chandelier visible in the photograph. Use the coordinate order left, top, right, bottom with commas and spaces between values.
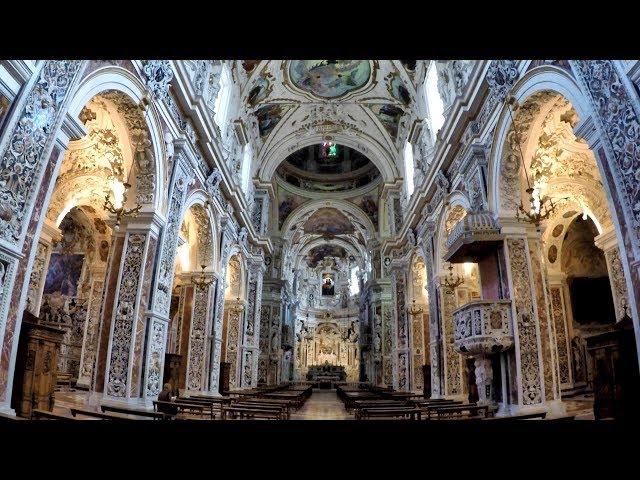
103, 180, 142, 230
192, 264, 214, 290
506, 96, 564, 229
442, 263, 463, 294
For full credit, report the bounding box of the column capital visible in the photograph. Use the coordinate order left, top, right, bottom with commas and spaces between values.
594, 227, 618, 252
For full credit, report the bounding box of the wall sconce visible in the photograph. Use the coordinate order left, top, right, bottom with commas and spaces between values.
103, 180, 142, 230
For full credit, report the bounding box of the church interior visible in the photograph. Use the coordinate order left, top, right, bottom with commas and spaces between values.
0, 59, 639, 422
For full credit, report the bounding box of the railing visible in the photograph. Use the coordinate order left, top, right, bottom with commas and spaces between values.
453, 299, 513, 356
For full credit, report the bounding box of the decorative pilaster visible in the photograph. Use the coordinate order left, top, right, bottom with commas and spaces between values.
76, 267, 106, 388
548, 273, 573, 388
595, 228, 631, 321
185, 278, 216, 391
241, 258, 265, 388
390, 263, 410, 391
0, 61, 86, 411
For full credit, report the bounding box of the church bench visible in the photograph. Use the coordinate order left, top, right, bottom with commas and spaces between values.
412, 399, 462, 408
0, 412, 26, 420
221, 405, 286, 420
55, 373, 73, 392
153, 400, 214, 419
178, 396, 232, 413
100, 404, 172, 420
31, 409, 76, 420
260, 392, 308, 409
234, 401, 291, 419
426, 404, 492, 420
357, 406, 422, 420
70, 407, 135, 420
239, 398, 294, 417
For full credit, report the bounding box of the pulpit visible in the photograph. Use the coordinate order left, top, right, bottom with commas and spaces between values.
11, 311, 65, 418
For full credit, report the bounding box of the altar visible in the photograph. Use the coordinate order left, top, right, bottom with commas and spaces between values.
306, 363, 346, 388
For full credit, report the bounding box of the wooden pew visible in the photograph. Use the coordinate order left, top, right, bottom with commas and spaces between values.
483, 411, 547, 421
153, 400, 214, 419
0, 412, 26, 421
70, 407, 134, 420
32, 409, 76, 420
358, 406, 422, 420
222, 404, 285, 420
426, 403, 491, 420
239, 398, 293, 418
55, 373, 73, 392
100, 404, 171, 420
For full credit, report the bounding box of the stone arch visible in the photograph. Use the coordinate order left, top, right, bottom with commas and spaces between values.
67, 66, 167, 213
258, 130, 400, 184
180, 191, 219, 270
433, 193, 471, 274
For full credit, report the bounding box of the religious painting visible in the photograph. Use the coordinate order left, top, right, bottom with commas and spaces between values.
289, 60, 371, 98
307, 245, 347, 267
255, 104, 287, 138
278, 195, 299, 229
0, 92, 10, 131
242, 60, 260, 73
368, 104, 404, 139
246, 75, 272, 108
358, 195, 379, 228
43, 253, 85, 297
303, 208, 354, 236
386, 73, 411, 106
322, 273, 335, 296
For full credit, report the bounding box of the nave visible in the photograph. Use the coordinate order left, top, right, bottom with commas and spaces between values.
1, 60, 639, 422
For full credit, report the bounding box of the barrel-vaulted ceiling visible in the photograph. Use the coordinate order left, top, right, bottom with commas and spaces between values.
234, 60, 422, 184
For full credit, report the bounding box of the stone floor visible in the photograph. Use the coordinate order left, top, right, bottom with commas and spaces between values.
290, 389, 351, 420
51, 388, 594, 420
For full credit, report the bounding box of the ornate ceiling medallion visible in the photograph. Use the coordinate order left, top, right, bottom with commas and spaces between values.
288, 60, 372, 99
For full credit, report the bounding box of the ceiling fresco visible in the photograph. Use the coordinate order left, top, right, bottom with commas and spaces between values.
303, 208, 355, 236
306, 244, 347, 267
288, 60, 372, 99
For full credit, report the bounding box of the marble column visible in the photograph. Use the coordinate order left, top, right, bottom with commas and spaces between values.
502, 223, 564, 415
390, 263, 410, 391
0, 61, 86, 414
547, 273, 574, 389
142, 149, 193, 399
92, 213, 162, 402
595, 228, 631, 322
240, 259, 265, 388
474, 356, 494, 405
76, 265, 106, 389
185, 275, 216, 391
436, 279, 465, 399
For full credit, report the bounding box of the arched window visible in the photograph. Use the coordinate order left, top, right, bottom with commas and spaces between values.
241, 143, 252, 195
214, 65, 233, 135
350, 266, 360, 296
404, 140, 415, 196
425, 62, 445, 141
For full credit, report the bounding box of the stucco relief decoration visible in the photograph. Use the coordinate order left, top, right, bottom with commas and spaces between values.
154, 161, 190, 317
145, 319, 166, 396
106, 233, 147, 397
506, 238, 542, 404
192, 205, 213, 267
573, 60, 640, 243
0, 60, 83, 243
187, 282, 212, 390
486, 60, 519, 103
550, 287, 570, 384
99, 91, 156, 205
605, 247, 631, 320
143, 60, 174, 101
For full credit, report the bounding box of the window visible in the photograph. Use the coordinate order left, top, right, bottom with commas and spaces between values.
214, 65, 232, 135
425, 62, 445, 140
404, 140, 415, 196
241, 143, 252, 194
350, 266, 360, 296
